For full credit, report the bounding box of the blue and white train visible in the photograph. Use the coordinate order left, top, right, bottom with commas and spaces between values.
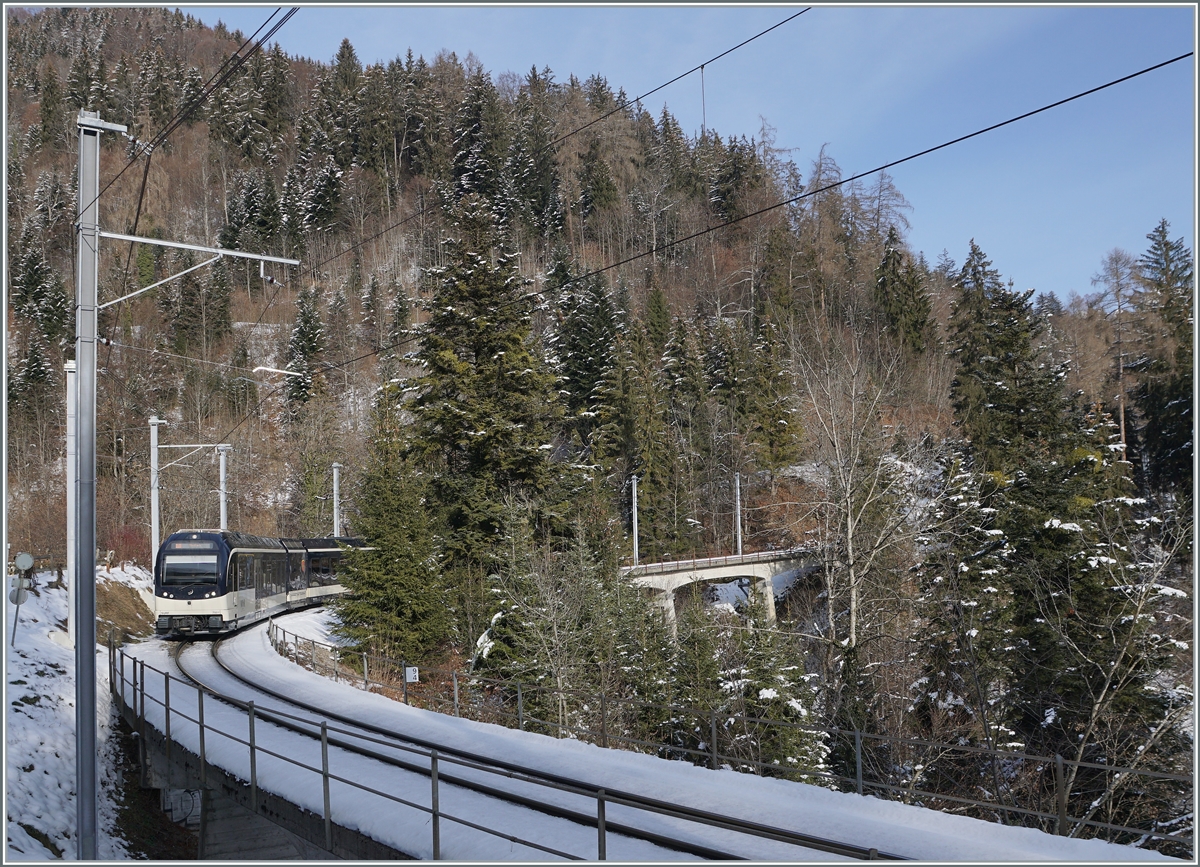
153, 529, 363, 637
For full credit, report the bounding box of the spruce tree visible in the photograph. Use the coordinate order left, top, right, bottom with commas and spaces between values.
949, 242, 1074, 472
333, 383, 449, 660
285, 286, 327, 407
1131, 219, 1193, 496
557, 271, 618, 450
874, 226, 932, 355
405, 194, 558, 644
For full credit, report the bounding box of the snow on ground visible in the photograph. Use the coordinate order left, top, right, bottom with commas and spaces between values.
172, 610, 1179, 862
4, 568, 1187, 863
4, 568, 135, 861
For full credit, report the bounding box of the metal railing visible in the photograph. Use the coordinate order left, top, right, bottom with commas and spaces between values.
266, 620, 1194, 856
108, 638, 900, 861
620, 547, 815, 578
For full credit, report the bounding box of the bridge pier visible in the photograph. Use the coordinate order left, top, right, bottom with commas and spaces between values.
652, 574, 777, 636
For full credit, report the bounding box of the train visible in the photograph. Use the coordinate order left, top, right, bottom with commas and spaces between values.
153, 529, 364, 638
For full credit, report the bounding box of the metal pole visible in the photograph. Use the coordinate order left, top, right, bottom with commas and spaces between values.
332, 462, 342, 536
710, 709, 718, 770
631, 475, 639, 567
198, 687, 206, 786
430, 750, 440, 860
855, 730, 864, 795
217, 444, 232, 530
597, 789, 607, 860
1055, 754, 1068, 835
149, 416, 163, 562
734, 471, 742, 556
452, 671, 460, 717
321, 722, 332, 852
248, 701, 257, 812
65, 361, 76, 648
75, 109, 125, 862
600, 691, 608, 748
164, 672, 172, 788
518, 683, 524, 730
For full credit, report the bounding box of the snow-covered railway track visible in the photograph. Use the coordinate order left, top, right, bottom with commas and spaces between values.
160, 624, 906, 861
170, 639, 729, 860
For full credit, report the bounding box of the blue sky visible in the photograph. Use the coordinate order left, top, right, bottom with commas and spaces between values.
179, 4, 1196, 300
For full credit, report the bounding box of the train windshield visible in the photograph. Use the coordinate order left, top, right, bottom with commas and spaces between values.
161, 554, 219, 585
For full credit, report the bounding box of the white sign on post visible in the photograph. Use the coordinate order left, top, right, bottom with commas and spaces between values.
405, 666, 419, 684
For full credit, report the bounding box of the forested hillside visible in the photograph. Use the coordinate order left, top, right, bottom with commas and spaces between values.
5, 8, 1192, 850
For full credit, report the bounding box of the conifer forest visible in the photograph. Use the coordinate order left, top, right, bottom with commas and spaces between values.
4, 8, 1193, 851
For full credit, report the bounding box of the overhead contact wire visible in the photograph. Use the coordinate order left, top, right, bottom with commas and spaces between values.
307, 8, 809, 273
569, 51, 1196, 284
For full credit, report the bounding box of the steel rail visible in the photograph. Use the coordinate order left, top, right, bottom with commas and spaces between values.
170, 640, 750, 861
202, 630, 907, 860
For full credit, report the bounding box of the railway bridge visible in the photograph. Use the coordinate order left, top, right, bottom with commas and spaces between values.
622, 549, 819, 628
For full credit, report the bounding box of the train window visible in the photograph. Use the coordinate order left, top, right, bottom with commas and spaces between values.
161, 554, 218, 585
289, 553, 305, 591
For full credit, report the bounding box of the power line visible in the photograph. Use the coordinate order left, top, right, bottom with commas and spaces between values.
306, 8, 810, 274
101, 50, 1193, 466
566, 51, 1196, 287
543, 8, 811, 153
100, 8, 299, 369
84, 9, 294, 217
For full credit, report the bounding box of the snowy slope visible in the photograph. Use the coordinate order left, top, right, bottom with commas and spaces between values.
4, 568, 136, 860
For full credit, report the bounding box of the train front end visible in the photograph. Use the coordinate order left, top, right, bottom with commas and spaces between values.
153, 531, 234, 636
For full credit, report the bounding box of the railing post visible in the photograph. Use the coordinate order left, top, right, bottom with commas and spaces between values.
855, 730, 864, 796
1055, 754, 1068, 835
321, 721, 332, 852
710, 709, 718, 770
402, 659, 409, 705
518, 683, 524, 731
597, 788, 607, 860
164, 672, 171, 787
137, 659, 146, 788
431, 749, 440, 860
198, 687, 206, 786
452, 671, 460, 717
248, 701, 257, 812
600, 691, 608, 748
362, 652, 369, 690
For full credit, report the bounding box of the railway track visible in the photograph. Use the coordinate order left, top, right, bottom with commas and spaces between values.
165, 626, 906, 861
